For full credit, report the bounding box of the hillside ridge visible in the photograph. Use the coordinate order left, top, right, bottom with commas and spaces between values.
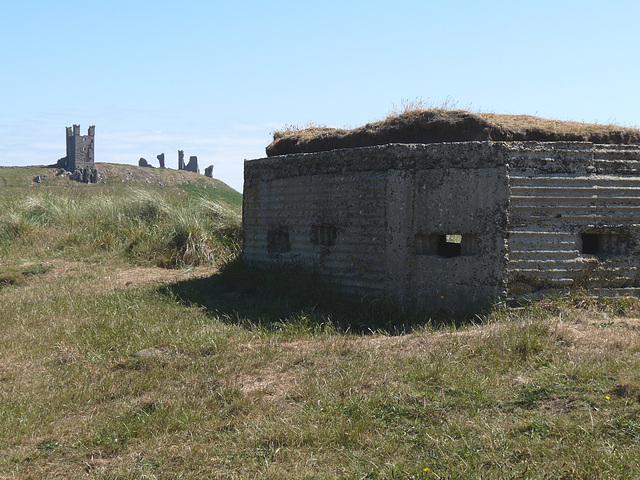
0, 163, 242, 205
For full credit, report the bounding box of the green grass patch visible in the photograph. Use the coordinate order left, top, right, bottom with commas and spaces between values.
3, 169, 640, 478
178, 180, 243, 206
0, 262, 54, 287
0, 185, 241, 267
2, 263, 640, 478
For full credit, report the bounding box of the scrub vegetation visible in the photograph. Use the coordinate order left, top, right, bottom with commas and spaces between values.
2, 164, 640, 479
0, 164, 242, 267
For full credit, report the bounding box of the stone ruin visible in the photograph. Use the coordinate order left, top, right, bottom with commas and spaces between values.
137, 150, 212, 177
186, 156, 198, 173
139, 150, 200, 174
56, 124, 99, 183
139, 158, 154, 168
176, 150, 199, 173
54, 125, 213, 182
71, 167, 100, 183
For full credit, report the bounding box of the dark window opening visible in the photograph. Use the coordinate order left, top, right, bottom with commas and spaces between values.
580, 232, 630, 257
581, 233, 600, 255
415, 234, 475, 257
437, 234, 462, 258
311, 224, 337, 247
268, 228, 291, 254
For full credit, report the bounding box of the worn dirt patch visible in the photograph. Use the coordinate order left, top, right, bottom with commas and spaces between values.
29, 259, 217, 294
236, 339, 320, 400
554, 314, 640, 353
540, 396, 581, 412
234, 334, 442, 401
105, 265, 218, 292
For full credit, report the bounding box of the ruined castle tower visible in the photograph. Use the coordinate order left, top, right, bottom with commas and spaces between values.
57, 124, 98, 183
60, 124, 95, 171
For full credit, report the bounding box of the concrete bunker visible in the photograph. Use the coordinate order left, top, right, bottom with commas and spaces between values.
243, 112, 640, 314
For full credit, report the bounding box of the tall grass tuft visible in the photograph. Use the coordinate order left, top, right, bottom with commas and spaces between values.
0, 188, 241, 267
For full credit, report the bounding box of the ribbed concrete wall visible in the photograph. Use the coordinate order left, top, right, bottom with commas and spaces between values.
243, 141, 640, 313
243, 169, 388, 291
506, 143, 640, 297
243, 143, 510, 313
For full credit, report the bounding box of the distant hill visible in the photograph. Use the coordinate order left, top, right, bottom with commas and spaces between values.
0, 163, 242, 206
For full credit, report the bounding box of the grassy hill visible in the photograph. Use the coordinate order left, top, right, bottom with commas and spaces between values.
0, 163, 242, 206
1, 163, 640, 478
0, 163, 242, 269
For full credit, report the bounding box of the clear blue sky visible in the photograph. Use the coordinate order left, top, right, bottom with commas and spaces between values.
1, 0, 639, 192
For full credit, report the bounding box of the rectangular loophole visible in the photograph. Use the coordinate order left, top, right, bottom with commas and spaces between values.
415, 234, 475, 257
438, 234, 462, 258
311, 224, 337, 247
580, 232, 630, 257
267, 228, 291, 254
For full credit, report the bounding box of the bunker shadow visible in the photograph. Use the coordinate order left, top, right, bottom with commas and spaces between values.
157, 259, 471, 334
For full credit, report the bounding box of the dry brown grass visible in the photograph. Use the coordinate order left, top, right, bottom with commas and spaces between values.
480, 112, 633, 136
271, 123, 349, 142
272, 108, 636, 143
268, 104, 640, 156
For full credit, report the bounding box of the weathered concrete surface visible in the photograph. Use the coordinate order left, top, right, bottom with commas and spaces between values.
243, 141, 640, 314
505, 143, 640, 298
244, 142, 510, 313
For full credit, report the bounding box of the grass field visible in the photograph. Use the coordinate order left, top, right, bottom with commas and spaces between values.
2, 165, 640, 479
0, 164, 241, 268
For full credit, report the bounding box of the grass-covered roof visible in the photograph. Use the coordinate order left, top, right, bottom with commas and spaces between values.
267, 109, 640, 156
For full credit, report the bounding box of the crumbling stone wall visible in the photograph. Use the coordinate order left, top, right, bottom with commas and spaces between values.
175, 150, 199, 173
185, 156, 198, 173
178, 150, 185, 170
71, 166, 99, 183
244, 141, 640, 314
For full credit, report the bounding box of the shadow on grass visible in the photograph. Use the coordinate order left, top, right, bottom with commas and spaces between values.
157, 258, 460, 334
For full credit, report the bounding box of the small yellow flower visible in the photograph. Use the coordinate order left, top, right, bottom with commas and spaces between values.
606, 396, 610, 400
424, 468, 431, 473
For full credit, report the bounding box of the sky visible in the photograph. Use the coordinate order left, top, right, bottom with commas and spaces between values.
1, 0, 639, 192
